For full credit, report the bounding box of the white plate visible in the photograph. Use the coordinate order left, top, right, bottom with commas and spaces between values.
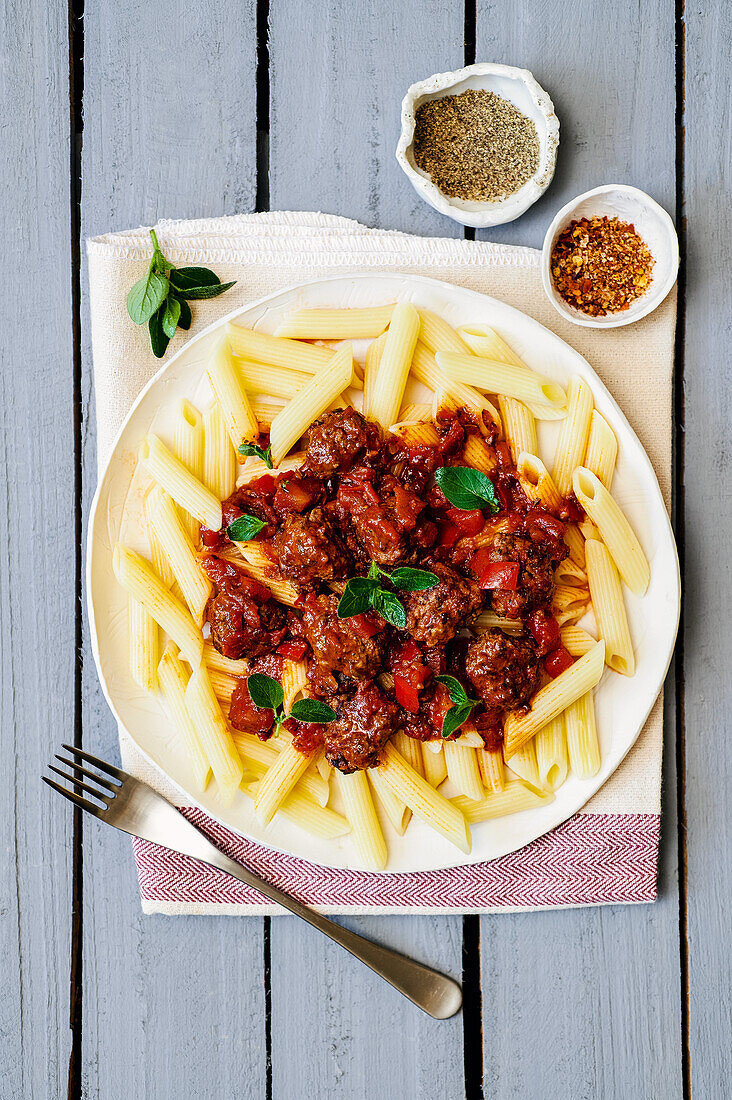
88, 273, 679, 874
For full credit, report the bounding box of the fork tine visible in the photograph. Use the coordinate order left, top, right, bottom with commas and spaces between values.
55, 755, 118, 791
43, 776, 103, 816
47, 765, 111, 803
61, 744, 125, 780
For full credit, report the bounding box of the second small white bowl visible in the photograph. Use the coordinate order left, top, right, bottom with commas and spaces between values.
541, 185, 679, 329
396, 63, 559, 228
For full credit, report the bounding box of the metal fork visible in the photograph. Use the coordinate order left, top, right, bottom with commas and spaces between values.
44, 745, 462, 1019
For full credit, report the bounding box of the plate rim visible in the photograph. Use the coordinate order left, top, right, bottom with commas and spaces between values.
87, 270, 680, 874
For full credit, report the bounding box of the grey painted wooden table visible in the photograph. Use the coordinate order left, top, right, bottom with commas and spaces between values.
3, 2, 730, 1097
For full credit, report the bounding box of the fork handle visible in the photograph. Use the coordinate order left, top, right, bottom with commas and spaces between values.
179, 820, 462, 1019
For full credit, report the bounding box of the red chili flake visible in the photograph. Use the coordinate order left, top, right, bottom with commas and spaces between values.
550, 215, 655, 317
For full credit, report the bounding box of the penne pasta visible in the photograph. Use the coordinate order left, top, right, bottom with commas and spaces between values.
184, 666, 243, 803
572, 468, 650, 596
499, 397, 537, 463
146, 512, 176, 589
128, 594, 159, 694
503, 641, 606, 755
585, 410, 618, 488
157, 644, 211, 790
239, 777, 349, 839
451, 782, 554, 822
253, 742, 314, 825
237, 452, 305, 485
376, 742, 471, 854
411, 342, 500, 430
389, 422, 441, 447
418, 308, 471, 354
237, 359, 313, 401
145, 486, 212, 625
463, 433, 498, 475
226, 322, 334, 373
421, 741, 447, 789
456, 325, 567, 420
207, 335, 258, 452
208, 668, 239, 704
232, 540, 299, 606
554, 557, 588, 587
232, 732, 329, 806
203, 403, 236, 501
393, 731, 424, 777
565, 690, 601, 779
398, 402, 432, 423
443, 741, 484, 801
140, 433, 222, 532
172, 400, 204, 541
282, 657, 308, 712
274, 304, 394, 340
477, 747, 505, 794
113, 545, 203, 668
516, 452, 563, 512
334, 769, 388, 870
367, 769, 411, 834
437, 351, 567, 412
362, 330, 387, 421
563, 523, 586, 569
475, 611, 524, 634
203, 641, 248, 677
251, 398, 287, 428
504, 740, 542, 789
366, 302, 420, 429
585, 539, 635, 676
560, 626, 598, 657
551, 375, 593, 497
534, 713, 568, 790
269, 344, 355, 466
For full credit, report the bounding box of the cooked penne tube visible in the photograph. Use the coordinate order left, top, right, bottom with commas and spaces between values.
367, 769, 411, 834
475, 611, 524, 634
437, 352, 567, 412
554, 584, 590, 616
157, 644, 211, 790
565, 690, 601, 778
421, 741, 447, 789
113, 545, 203, 668
362, 330, 387, 421
451, 782, 554, 823
140, 433, 222, 532
274, 304, 394, 340
251, 398, 287, 428
237, 452, 305, 485
398, 402, 432, 423
240, 777, 349, 839
585, 410, 618, 488
145, 486, 212, 626
444, 742, 484, 801
254, 742, 314, 825
281, 657, 308, 712
411, 342, 500, 430
367, 302, 420, 429
432, 382, 458, 416
172, 400, 204, 541
128, 594, 159, 694
146, 514, 176, 589
203, 641, 248, 677
208, 668, 239, 704
226, 322, 334, 373
499, 397, 537, 463
572, 468, 650, 596
504, 740, 542, 789
334, 769, 387, 870
560, 626, 598, 657
314, 750, 332, 784
389, 422, 441, 447
207, 335, 258, 452
232, 732, 329, 806
516, 452, 563, 512
269, 344, 355, 466
554, 557, 588, 586
232, 540, 299, 606
203, 403, 236, 501
376, 742, 471, 854
563, 523, 586, 568
418, 308, 471, 354
456, 325, 566, 420
452, 729, 485, 749
393, 731, 424, 777
551, 376, 593, 497
534, 713, 568, 790
477, 747, 505, 794
585, 539, 635, 676
184, 666, 243, 803
503, 641, 606, 755
236, 359, 313, 402
463, 433, 498, 475
473, 515, 515, 545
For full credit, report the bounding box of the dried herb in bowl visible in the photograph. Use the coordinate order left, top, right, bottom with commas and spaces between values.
412, 89, 540, 203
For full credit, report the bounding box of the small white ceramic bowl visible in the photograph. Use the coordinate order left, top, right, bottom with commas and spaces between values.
396, 63, 559, 228
541, 184, 679, 328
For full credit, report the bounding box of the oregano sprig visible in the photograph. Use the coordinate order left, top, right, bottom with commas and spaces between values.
126, 229, 236, 358
238, 441, 274, 469
435, 674, 481, 739
435, 466, 501, 513
246, 673, 337, 735
336, 561, 438, 629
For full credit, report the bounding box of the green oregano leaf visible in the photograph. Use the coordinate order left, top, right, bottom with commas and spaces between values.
173, 280, 237, 301
238, 442, 273, 468
247, 673, 284, 712
127, 270, 169, 325
176, 296, 192, 331
161, 294, 181, 338
372, 589, 407, 630
435, 466, 500, 513
148, 304, 170, 359
289, 699, 337, 724
388, 567, 439, 592
337, 577, 379, 619
442, 703, 474, 740
227, 514, 267, 542
170, 266, 223, 291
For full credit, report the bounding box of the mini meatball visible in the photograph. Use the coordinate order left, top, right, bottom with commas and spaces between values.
487, 531, 559, 619
301, 594, 386, 682
465, 628, 540, 712
324, 680, 400, 773
201, 557, 287, 660
273, 507, 352, 587
344, 474, 425, 568
402, 561, 482, 647
302, 407, 379, 479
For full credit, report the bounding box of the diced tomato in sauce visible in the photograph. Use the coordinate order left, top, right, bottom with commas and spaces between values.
446, 507, 484, 536
469, 547, 493, 577
351, 612, 384, 639
479, 561, 521, 591
438, 522, 460, 548
526, 609, 561, 655
276, 640, 309, 661
391, 639, 432, 714
543, 647, 575, 678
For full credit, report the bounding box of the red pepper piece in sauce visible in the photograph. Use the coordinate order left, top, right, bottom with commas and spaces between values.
350, 612, 384, 639
526, 608, 561, 655
394, 674, 421, 713
391, 639, 432, 713
469, 547, 493, 577
276, 640, 309, 661
446, 507, 485, 537
437, 522, 460, 548
478, 561, 521, 591
543, 647, 575, 678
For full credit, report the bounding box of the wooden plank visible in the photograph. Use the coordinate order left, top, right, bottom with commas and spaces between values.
268, 0, 464, 237
682, 4, 732, 1095
475, 3, 684, 1095
0, 2, 76, 1095
267, 4, 467, 1094
79, 2, 267, 1096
